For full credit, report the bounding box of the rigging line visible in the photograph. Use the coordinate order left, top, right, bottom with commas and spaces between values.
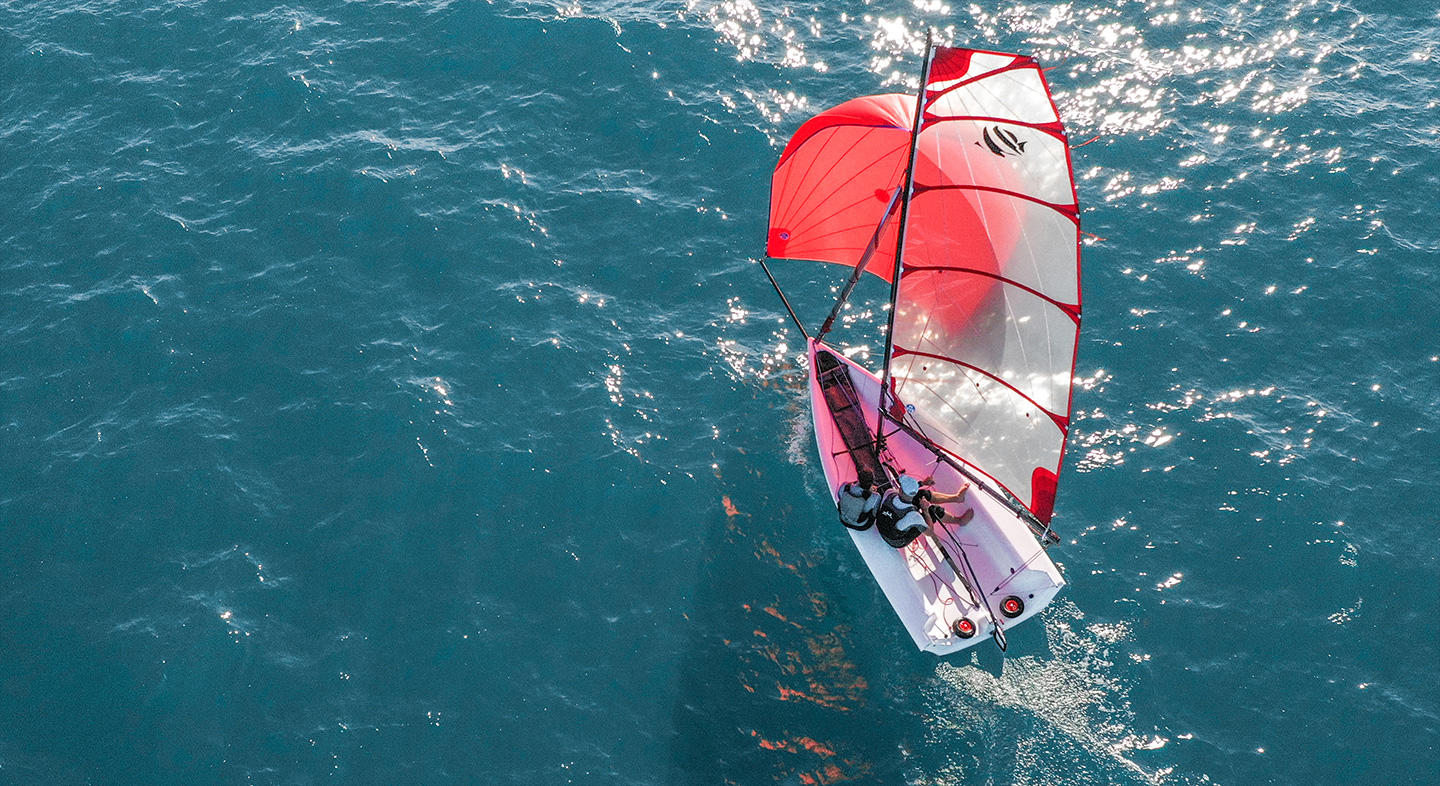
990, 543, 1054, 593
926, 536, 981, 610
930, 527, 1004, 649
918, 542, 978, 632
951, 534, 1008, 651
901, 369, 989, 431
755, 257, 809, 341
1041, 54, 1076, 72
904, 520, 974, 606
878, 29, 934, 446
931, 450, 1059, 548
936, 516, 967, 560
934, 522, 982, 606
816, 185, 903, 340
887, 356, 946, 445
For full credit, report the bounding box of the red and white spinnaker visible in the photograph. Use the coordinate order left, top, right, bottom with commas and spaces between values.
768, 47, 1081, 526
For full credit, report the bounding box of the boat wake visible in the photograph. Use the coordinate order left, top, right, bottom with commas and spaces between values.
924, 599, 1207, 785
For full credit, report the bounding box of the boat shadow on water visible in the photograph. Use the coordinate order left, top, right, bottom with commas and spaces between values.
665, 453, 935, 784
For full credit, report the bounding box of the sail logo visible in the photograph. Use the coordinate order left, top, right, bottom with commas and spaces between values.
977, 126, 1027, 157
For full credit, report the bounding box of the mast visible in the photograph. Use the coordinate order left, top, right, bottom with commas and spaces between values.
877, 29, 934, 439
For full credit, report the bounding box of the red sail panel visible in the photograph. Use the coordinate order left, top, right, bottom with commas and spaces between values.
767, 94, 914, 281
889, 47, 1081, 521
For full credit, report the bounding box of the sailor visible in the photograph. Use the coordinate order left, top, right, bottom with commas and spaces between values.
836, 469, 881, 530
896, 471, 971, 507
874, 489, 931, 548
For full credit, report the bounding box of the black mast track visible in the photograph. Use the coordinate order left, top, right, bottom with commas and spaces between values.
877, 30, 934, 444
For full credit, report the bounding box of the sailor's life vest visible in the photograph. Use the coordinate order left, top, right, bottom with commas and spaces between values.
837, 482, 879, 530
875, 491, 928, 548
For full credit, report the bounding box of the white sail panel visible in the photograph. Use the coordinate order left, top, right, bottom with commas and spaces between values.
912, 121, 1074, 208
927, 67, 1059, 125
892, 266, 1077, 414
887, 352, 1065, 508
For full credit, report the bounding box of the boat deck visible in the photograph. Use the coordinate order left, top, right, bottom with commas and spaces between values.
808, 339, 1065, 655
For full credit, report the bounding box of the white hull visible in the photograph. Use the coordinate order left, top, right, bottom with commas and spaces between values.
807, 339, 1064, 655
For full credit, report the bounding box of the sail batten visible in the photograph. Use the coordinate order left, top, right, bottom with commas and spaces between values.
899, 265, 1080, 321
912, 183, 1079, 219
890, 346, 1072, 429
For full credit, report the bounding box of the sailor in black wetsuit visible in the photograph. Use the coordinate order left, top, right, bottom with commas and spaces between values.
874, 489, 931, 548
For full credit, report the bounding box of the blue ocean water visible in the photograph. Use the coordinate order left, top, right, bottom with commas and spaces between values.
2, 0, 1437, 782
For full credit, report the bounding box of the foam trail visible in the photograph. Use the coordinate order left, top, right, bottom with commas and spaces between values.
924, 600, 1202, 785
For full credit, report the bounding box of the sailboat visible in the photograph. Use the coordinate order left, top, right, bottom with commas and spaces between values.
759, 36, 1082, 654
